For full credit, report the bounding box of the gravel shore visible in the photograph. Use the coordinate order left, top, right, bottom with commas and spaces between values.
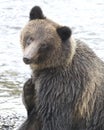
0, 112, 25, 130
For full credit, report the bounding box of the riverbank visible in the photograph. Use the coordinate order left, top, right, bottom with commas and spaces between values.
0, 112, 25, 130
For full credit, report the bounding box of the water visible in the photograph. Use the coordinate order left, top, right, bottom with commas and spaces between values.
0, 0, 104, 129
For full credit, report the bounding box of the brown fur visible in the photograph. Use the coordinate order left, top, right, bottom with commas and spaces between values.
18, 6, 104, 130
21, 20, 76, 70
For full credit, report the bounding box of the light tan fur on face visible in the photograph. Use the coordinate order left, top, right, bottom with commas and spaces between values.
20, 19, 76, 70
23, 42, 39, 60
20, 19, 60, 49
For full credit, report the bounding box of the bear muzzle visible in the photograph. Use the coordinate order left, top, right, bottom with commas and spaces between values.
23, 42, 39, 64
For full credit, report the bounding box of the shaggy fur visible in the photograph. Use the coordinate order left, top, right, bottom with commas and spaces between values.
18, 6, 104, 130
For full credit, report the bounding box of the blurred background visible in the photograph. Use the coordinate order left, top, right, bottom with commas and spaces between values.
0, 0, 104, 129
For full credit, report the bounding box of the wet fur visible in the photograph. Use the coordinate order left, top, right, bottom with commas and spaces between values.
19, 40, 104, 130
18, 6, 104, 130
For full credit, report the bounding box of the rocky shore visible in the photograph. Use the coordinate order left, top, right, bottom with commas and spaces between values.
0, 112, 25, 130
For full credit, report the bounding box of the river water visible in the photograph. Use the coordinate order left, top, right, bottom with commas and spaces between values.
0, 0, 104, 129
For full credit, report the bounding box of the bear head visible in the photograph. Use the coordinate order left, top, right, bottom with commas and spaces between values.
20, 6, 76, 70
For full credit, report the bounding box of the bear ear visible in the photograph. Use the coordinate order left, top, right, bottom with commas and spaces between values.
57, 26, 72, 41
29, 6, 46, 20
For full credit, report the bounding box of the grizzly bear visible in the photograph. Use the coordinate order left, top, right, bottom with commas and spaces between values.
18, 6, 104, 130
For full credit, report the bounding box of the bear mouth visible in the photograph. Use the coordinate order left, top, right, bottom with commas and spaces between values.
23, 55, 47, 65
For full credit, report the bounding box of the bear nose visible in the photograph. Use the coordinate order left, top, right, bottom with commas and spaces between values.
23, 57, 32, 64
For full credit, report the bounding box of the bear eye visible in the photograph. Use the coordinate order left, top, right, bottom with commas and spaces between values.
41, 44, 48, 49
39, 43, 50, 52
26, 37, 34, 46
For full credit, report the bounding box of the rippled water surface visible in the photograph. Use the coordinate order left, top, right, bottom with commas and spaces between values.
0, 0, 104, 129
